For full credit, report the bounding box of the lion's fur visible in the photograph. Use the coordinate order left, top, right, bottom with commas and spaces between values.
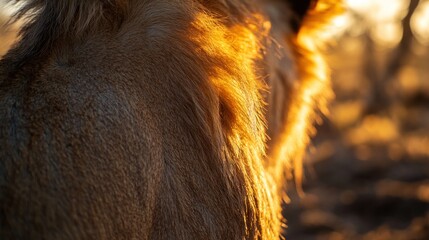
264, 0, 343, 194
0, 0, 341, 239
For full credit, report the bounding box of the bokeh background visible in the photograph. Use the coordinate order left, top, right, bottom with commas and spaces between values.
284, 0, 429, 239
1, 0, 428, 239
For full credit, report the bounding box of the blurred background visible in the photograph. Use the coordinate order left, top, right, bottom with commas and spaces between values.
1, 0, 428, 239
284, 0, 429, 239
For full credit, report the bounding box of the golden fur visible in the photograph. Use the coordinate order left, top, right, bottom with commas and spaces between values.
0, 0, 341, 239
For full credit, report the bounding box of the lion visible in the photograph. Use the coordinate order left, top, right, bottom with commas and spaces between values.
0, 0, 341, 239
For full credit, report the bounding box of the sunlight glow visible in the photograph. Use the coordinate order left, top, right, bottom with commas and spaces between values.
346, 116, 399, 145
0, 0, 21, 16
346, 0, 373, 14
411, 1, 429, 45
344, 0, 414, 47
347, 0, 408, 23
370, 21, 403, 48
319, 13, 353, 40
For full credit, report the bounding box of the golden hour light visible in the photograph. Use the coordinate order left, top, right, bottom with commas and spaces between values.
317, 13, 353, 40
0, 0, 14, 16
284, 0, 429, 239
347, 0, 409, 20
0, 0, 428, 239
370, 21, 404, 48
412, 1, 429, 45
343, 0, 410, 47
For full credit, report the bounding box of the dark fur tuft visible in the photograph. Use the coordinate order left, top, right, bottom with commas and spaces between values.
5, 0, 128, 69
287, 0, 317, 32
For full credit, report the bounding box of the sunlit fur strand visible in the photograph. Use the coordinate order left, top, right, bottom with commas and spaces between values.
265, 0, 344, 197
